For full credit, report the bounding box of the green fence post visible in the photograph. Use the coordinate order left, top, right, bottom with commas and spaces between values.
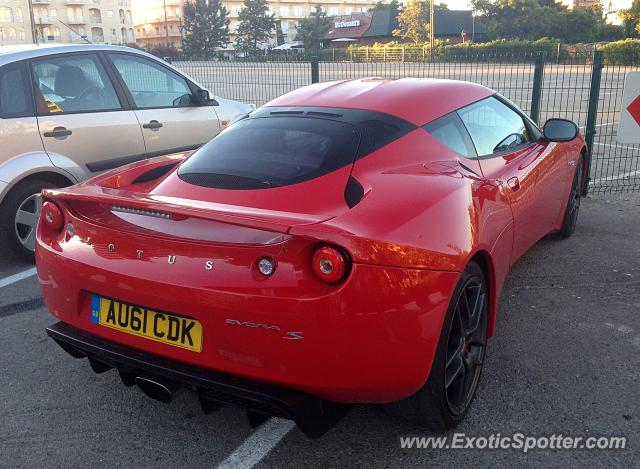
584, 50, 604, 193
530, 51, 545, 125
311, 56, 319, 84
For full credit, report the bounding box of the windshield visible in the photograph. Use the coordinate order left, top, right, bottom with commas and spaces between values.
178, 117, 360, 190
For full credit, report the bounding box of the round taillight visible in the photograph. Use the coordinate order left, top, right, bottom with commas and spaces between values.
312, 245, 349, 284
41, 201, 64, 231
257, 256, 276, 276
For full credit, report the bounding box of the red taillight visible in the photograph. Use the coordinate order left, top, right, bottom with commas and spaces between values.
41, 201, 64, 231
312, 245, 349, 284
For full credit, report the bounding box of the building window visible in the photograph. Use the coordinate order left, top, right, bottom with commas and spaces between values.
106, 10, 113, 17
18, 27, 24, 40
68, 7, 83, 23
7, 26, 15, 41
280, 6, 288, 16
328, 6, 339, 15
50, 8, 56, 17
91, 26, 103, 41
0, 7, 13, 22
89, 8, 101, 24
53, 26, 60, 39
293, 6, 303, 17
14, 7, 21, 22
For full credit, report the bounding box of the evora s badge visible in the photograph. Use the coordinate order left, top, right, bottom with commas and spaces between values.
225, 319, 304, 340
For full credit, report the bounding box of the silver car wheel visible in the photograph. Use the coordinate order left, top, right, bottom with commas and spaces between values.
14, 193, 43, 252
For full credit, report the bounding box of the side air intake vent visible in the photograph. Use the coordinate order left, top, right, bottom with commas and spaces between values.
344, 176, 364, 208
132, 162, 179, 184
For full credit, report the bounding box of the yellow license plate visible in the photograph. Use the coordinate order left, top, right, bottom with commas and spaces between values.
90, 295, 203, 352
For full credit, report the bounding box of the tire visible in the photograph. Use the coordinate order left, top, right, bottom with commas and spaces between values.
389, 261, 488, 430
0, 179, 56, 261
560, 154, 584, 239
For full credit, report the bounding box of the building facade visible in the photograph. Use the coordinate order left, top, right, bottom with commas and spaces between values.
133, 0, 379, 50
560, 0, 603, 12
133, 0, 183, 48
323, 9, 487, 47
0, 0, 135, 46
0, 0, 32, 43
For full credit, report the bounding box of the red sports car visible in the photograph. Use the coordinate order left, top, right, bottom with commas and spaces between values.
36, 78, 586, 437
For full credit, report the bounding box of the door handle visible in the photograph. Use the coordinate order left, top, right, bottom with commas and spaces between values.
507, 177, 521, 191
143, 120, 163, 130
43, 127, 72, 138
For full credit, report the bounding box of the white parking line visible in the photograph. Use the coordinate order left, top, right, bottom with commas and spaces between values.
590, 169, 640, 184
217, 418, 295, 469
0, 267, 37, 289
578, 122, 617, 130
593, 142, 640, 152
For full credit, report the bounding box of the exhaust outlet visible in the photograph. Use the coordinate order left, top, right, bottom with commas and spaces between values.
135, 373, 181, 403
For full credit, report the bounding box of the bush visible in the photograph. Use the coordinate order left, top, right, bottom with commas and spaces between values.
333, 38, 565, 63
145, 45, 180, 61
444, 38, 562, 59
599, 39, 640, 65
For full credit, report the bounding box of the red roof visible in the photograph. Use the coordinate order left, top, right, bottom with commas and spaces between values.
265, 78, 494, 126
324, 13, 372, 40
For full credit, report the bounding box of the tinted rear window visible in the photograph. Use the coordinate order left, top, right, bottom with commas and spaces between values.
178, 117, 360, 189
0, 62, 33, 118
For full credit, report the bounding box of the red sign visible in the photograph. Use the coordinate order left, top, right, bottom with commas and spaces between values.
626, 94, 640, 127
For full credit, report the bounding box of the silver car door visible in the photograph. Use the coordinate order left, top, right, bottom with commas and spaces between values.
32, 52, 146, 176
107, 53, 220, 157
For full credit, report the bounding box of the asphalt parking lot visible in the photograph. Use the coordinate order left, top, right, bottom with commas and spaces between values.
1, 192, 638, 468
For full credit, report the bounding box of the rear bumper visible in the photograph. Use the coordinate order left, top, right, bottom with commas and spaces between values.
36, 213, 460, 403
47, 321, 348, 437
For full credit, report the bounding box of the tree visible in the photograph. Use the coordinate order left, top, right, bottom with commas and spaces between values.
295, 6, 331, 56
619, 0, 640, 37
182, 0, 230, 58
370, 0, 401, 13
393, 0, 430, 43
235, 0, 276, 56
470, 0, 622, 42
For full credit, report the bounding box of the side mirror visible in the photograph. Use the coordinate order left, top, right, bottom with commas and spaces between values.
196, 89, 218, 106
543, 118, 578, 142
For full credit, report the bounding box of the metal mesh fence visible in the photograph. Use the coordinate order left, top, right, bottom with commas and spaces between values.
173, 59, 311, 107
174, 52, 640, 194
588, 58, 640, 193
319, 53, 539, 116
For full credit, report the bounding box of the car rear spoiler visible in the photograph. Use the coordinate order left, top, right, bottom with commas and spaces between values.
42, 185, 334, 235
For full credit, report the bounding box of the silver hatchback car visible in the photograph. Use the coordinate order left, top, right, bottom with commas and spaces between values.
0, 44, 252, 258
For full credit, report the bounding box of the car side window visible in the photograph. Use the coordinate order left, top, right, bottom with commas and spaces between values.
109, 54, 192, 109
0, 61, 34, 118
457, 97, 531, 157
423, 112, 477, 158
31, 54, 122, 114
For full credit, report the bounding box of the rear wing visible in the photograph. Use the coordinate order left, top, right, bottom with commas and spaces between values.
43, 185, 333, 235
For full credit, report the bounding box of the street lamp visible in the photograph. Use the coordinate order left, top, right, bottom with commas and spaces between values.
162, 0, 170, 47
27, 0, 38, 45
429, 0, 434, 56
